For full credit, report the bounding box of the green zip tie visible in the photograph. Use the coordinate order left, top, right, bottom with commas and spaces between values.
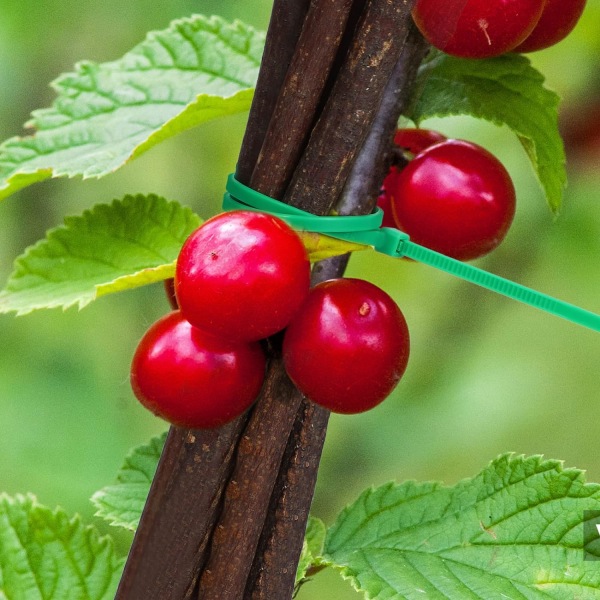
223, 173, 600, 333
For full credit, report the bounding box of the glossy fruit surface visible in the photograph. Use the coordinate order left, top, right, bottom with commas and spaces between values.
131, 311, 266, 429
390, 139, 516, 261
515, 0, 586, 52
412, 0, 545, 58
283, 279, 410, 414
176, 210, 310, 342
394, 128, 447, 156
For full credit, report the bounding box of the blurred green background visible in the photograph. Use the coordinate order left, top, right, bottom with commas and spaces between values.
0, 1, 599, 598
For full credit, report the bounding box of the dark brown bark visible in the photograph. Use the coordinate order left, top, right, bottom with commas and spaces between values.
284, 0, 419, 214
337, 20, 430, 216
196, 361, 304, 599
245, 395, 331, 600
250, 0, 354, 199
116, 2, 308, 597
196, 1, 362, 596
236, 0, 311, 185
115, 421, 248, 599
244, 24, 428, 600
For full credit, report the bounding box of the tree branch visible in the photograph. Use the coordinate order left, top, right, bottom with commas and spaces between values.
337, 20, 430, 216
250, 0, 354, 199
118, 4, 428, 600
198, 2, 424, 598
284, 0, 420, 214
236, 0, 311, 185
115, 421, 248, 599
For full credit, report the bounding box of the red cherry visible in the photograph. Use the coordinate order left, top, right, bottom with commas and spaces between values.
131, 311, 265, 429
394, 128, 447, 156
412, 0, 546, 58
390, 139, 516, 261
283, 279, 410, 414
377, 167, 402, 228
515, 0, 586, 52
175, 211, 310, 342
378, 130, 448, 227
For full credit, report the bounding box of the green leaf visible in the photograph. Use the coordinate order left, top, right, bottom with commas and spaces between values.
298, 231, 368, 262
0, 494, 123, 600
0, 15, 264, 201
409, 52, 566, 213
0, 193, 370, 315
296, 516, 327, 585
0, 195, 201, 315
92, 432, 167, 531
324, 454, 600, 599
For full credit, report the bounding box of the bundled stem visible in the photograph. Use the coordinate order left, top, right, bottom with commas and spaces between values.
250, 0, 354, 199
118, 2, 427, 599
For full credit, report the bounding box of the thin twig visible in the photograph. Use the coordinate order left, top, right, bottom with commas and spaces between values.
115, 421, 248, 599
337, 20, 430, 216
250, 0, 354, 199
196, 360, 304, 599
236, 0, 311, 185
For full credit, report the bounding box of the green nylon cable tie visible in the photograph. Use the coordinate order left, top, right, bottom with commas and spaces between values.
224, 173, 600, 333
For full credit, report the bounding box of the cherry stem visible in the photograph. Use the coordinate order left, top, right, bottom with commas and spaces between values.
163, 278, 178, 310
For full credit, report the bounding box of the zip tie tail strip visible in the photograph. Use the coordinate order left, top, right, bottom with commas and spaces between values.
223, 173, 600, 333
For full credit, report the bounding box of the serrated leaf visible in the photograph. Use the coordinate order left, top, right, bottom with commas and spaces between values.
0, 494, 124, 600
324, 454, 600, 599
0, 15, 264, 201
0, 196, 201, 314
296, 516, 327, 585
91, 433, 166, 531
409, 52, 566, 213
298, 231, 367, 262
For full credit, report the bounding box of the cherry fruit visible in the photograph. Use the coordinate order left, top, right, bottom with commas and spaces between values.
176, 211, 310, 342
394, 128, 447, 157
378, 129, 448, 227
378, 168, 402, 228
515, 0, 587, 52
412, 0, 546, 58
131, 311, 266, 429
283, 278, 410, 414
390, 139, 516, 261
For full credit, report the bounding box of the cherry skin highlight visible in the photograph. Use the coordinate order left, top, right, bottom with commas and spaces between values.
515, 0, 587, 52
283, 278, 410, 414
412, 0, 546, 58
390, 139, 516, 261
175, 210, 310, 342
131, 311, 266, 429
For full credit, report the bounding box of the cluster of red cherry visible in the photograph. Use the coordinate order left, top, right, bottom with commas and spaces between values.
412, 0, 586, 58
130, 211, 410, 429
